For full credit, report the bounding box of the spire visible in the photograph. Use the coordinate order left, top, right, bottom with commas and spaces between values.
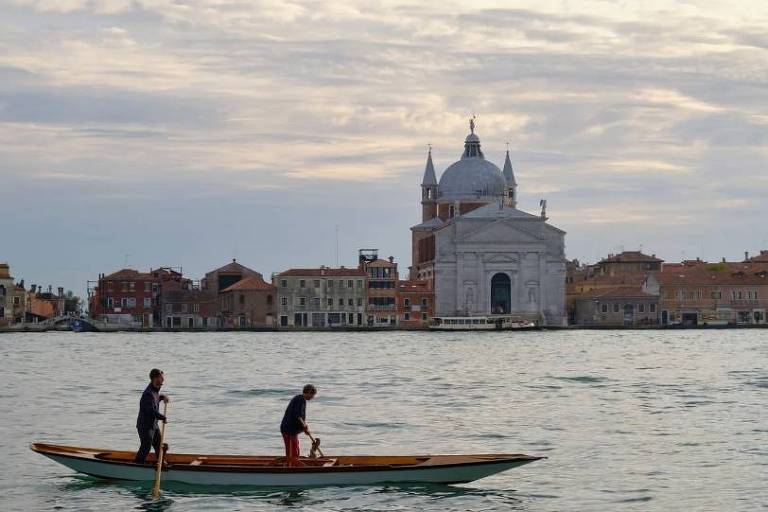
503, 147, 516, 186
421, 146, 437, 186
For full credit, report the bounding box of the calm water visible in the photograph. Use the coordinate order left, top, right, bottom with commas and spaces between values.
0, 330, 766, 511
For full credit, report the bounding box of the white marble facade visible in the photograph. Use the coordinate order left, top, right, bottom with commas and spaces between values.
433, 204, 566, 325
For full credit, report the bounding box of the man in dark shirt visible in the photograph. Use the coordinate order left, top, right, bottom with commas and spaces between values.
134, 368, 170, 464
280, 384, 317, 466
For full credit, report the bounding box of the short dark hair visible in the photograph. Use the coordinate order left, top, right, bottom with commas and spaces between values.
303, 384, 317, 395
149, 368, 163, 380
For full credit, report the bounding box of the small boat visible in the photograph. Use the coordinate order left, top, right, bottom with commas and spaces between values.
31, 443, 543, 487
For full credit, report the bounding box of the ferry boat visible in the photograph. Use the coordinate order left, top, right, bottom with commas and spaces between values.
429, 316, 537, 331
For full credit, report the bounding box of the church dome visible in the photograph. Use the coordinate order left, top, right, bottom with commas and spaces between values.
437, 128, 506, 202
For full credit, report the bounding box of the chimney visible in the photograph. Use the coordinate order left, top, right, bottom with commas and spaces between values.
745, 251, 749, 261
388, 256, 394, 263
58, 287, 64, 297
722, 257, 726, 263
31, 284, 37, 294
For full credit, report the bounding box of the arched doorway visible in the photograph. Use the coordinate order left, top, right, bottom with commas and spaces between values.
490, 273, 511, 314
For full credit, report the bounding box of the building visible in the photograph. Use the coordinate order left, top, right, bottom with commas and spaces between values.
410, 120, 567, 325
396, 279, 434, 329
572, 276, 660, 327
202, 259, 263, 295
0, 263, 25, 326
219, 275, 276, 328
657, 261, 768, 326
25, 285, 66, 321
746, 250, 768, 263
275, 267, 367, 328
159, 278, 218, 329
359, 250, 398, 327
595, 251, 663, 277
89, 267, 183, 327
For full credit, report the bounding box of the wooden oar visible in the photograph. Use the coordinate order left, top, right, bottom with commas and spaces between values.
151, 402, 168, 498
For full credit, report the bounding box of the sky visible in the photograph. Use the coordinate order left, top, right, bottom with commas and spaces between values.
1, 0, 768, 298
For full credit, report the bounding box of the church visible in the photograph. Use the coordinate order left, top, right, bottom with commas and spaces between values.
410, 120, 567, 326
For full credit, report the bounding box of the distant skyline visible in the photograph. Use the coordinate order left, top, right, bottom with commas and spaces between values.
2, 0, 768, 298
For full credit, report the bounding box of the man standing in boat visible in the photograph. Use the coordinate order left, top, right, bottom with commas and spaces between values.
280, 384, 317, 466
134, 368, 169, 465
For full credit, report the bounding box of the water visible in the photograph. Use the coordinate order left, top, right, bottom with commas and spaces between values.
0, 330, 766, 511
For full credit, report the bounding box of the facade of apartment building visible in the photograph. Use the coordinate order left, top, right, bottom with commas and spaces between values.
219, 275, 276, 328
359, 252, 399, 327
275, 268, 367, 328
396, 279, 434, 329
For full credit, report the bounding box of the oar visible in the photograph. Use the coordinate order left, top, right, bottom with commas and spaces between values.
151, 402, 169, 498
306, 431, 325, 458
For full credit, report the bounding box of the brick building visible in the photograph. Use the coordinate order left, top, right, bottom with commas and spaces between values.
572, 277, 660, 327
396, 279, 434, 329
657, 261, 768, 326
275, 267, 367, 328
219, 275, 276, 328
359, 250, 399, 327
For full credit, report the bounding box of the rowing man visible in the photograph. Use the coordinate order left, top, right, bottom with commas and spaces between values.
280, 384, 317, 466
134, 368, 169, 465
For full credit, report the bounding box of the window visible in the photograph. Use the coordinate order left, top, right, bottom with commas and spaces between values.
404, 313, 410, 321
328, 280, 333, 288
107, 281, 113, 290
711, 291, 722, 299
449, 204, 455, 218
107, 297, 114, 308
238, 294, 244, 304
327, 298, 333, 306
143, 298, 152, 308
639, 304, 645, 313
422, 313, 428, 321
13, 296, 20, 305
732, 291, 737, 300
650, 304, 656, 313
357, 298, 363, 306
348, 298, 354, 306
313, 297, 320, 306
404, 298, 410, 307
129, 282, 135, 290
144, 282, 151, 292
193, 303, 200, 313
338, 280, 344, 288
357, 280, 363, 288
181, 303, 188, 313
280, 297, 288, 306
280, 280, 288, 288
299, 297, 306, 306
613, 304, 619, 313
313, 280, 320, 288
338, 298, 344, 306
299, 279, 306, 288
347, 280, 354, 288
422, 298, 428, 307
601, 304, 608, 313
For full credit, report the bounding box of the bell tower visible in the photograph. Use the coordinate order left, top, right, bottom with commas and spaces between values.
421, 146, 438, 221
503, 146, 517, 208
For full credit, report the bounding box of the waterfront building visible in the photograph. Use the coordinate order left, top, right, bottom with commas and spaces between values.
218, 275, 276, 328
396, 279, 434, 329
572, 276, 660, 327
657, 261, 768, 326
359, 250, 398, 327
745, 250, 768, 263
89, 267, 183, 327
0, 263, 25, 326
275, 267, 367, 328
25, 285, 66, 321
410, 121, 567, 326
159, 277, 218, 329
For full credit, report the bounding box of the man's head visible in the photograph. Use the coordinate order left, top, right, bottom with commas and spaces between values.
302, 384, 317, 401
149, 368, 164, 388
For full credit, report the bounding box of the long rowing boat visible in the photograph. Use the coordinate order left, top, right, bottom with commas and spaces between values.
31, 443, 543, 487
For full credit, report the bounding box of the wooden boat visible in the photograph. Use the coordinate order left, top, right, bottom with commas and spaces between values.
31, 443, 543, 487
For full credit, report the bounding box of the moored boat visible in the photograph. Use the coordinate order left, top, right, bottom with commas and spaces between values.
31, 443, 543, 487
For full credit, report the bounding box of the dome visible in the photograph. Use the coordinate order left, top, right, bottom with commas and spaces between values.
437, 127, 506, 202
438, 158, 506, 202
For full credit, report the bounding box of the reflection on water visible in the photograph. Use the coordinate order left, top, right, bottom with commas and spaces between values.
2, 330, 767, 511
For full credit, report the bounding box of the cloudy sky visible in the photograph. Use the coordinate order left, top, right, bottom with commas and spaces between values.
2, 0, 768, 297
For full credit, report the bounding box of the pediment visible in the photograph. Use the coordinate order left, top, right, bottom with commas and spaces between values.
456, 218, 542, 244
484, 254, 519, 264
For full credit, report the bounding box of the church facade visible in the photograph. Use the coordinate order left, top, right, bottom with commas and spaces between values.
410, 121, 567, 326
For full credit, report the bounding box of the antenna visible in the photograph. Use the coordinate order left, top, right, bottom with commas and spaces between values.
335, 225, 340, 267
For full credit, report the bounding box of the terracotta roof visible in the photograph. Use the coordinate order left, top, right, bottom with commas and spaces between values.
657, 262, 768, 286
575, 286, 658, 300
574, 274, 648, 287
207, 259, 260, 277
747, 250, 768, 263
103, 268, 154, 280
364, 259, 397, 268
278, 268, 367, 277
221, 276, 275, 292
600, 251, 663, 264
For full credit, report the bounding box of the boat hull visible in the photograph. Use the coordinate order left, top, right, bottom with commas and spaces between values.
32, 443, 542, 487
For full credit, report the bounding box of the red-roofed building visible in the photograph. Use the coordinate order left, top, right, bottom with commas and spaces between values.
657, 261, 768, 326
572, 276, 660, 327
219, 275, 276, 328
396, 279, 434, 329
